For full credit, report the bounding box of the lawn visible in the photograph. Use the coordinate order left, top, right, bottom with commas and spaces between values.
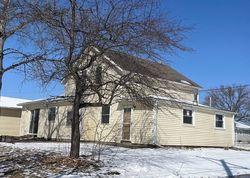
1, 142, 250, 177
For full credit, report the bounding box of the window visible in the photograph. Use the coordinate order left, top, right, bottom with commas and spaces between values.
95, 66, 102, 85
66, 111, 73, 126
183, 109, 193, 124
101, 105, 110, 124
194, 93, 198, 103
29, 109, 40, 134
215, 114, 224, 128
48, 107, 56, 121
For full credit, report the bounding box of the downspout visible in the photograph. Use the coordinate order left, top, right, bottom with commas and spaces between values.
152, 100, 158, 145
233, 114, 236, 146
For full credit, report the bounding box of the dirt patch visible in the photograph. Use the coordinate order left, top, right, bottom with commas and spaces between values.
42, 154, 98, 170
105, 171, 120, 175
0, 145, 99, 177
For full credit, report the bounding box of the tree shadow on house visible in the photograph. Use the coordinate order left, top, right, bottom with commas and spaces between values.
42, 107, 73, 140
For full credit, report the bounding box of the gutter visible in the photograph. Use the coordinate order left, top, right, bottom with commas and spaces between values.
0, 106, 22, 109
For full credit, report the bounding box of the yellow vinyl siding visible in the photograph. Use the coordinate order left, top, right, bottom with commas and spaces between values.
157, 106, 234, 147
19, 98, 234, 147
81, 105, 122, 142
19, 109, 31, 135
19, 102, 153, 144
0, 108, 21, 136
130, 109, 153, 144
37, 106, 73, 139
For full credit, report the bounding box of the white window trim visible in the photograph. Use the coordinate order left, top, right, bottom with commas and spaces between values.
214, 113, 226, 130
232, 114, 235, 146
48, 107, 57, 122
182, 108, 195, 127
29, 109, 40, 134
101, 105, 111, 124
65, 110, 73, 127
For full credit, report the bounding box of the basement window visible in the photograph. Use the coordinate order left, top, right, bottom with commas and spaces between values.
101, 105, 110, 124
48, 107, 56, 122
183, 109, 193, 124
215, 114, 224, 128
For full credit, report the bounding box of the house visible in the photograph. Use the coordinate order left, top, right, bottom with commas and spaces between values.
18, 51, 235, 147
0, 96, 31, 136
235, 120, 250, 143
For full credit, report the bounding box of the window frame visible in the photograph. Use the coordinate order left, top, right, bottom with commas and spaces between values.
183, 108, 194, 126
66, 111, 73, 126
101, 104, 110, 124
48, 107, 56, 122
215, 114, 225, 129
29, 109, 40, 134
95, 66, 102, 86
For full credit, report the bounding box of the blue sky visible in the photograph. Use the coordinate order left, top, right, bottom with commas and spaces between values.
165, 0, 250, 89
2, 0, 250, 100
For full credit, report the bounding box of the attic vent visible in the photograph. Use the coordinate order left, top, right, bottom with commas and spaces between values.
180, 80, 191, 85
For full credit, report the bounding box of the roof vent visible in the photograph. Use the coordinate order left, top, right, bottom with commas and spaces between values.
180, 80, 191, 85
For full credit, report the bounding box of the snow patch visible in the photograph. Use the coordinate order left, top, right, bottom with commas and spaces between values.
0, 96, 31, 108
1, 142, 250, 177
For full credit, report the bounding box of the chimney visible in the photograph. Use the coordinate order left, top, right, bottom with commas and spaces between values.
193, 93, 198, 105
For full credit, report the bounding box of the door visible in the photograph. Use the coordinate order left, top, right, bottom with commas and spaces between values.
29, 109, 40, 134
122, 108, 132, 140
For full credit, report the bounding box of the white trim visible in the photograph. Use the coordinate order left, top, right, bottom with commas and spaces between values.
120, 109, 124, 141
214, 113, 226, 130
182, 108, 195, 126
152, 101, 158, 144
103, 55, 124, 72
100, 105, 111, 125
28, 109, 40, 134
180, 80, 191, 85
232, 115, 235, 146
121, 107, 133, 141
48, 107, 56, 122
146, 95, 235, 115
131, 108, 134, 141
167, 79, 200, 90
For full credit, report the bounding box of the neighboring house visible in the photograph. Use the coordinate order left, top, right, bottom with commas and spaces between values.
18, 51, 235, 147
0, 96, 31, 136
235, 121, 250, 143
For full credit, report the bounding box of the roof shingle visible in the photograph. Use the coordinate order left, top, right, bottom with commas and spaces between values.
106, 51, 200, 88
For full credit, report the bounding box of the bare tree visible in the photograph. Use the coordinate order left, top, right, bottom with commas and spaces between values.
204, 85, 250, 121
28, 0, 190, 158
0, 0, 48, 94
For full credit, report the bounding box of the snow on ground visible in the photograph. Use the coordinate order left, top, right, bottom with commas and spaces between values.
235, 143, 250, 151
1, 142, 250, 177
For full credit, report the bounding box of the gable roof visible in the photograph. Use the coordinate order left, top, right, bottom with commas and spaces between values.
0, 96, 31, 109
105, 51, 201, 88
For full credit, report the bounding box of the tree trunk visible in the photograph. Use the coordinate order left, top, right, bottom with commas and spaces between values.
0, 0, 9, 95
70, 86, 82, 158
0, 22, 4, 95
0, 35, 4, 94
0, 73, 2, 95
